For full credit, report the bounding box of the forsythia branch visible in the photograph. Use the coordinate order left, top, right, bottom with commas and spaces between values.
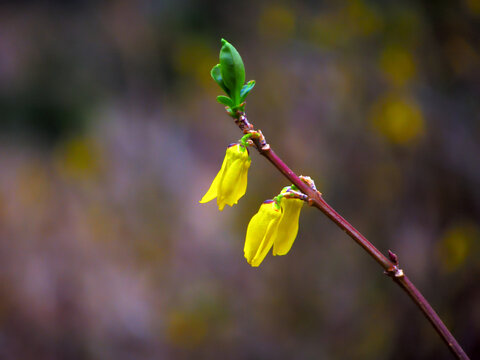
231, 109, 469, 360
204, 38, 469, 359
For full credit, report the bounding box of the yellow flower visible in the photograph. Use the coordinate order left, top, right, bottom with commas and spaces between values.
273, 195, 304, 256
244, 200, 282, 267
244, 190, 304, 267
200, 143, 251, 211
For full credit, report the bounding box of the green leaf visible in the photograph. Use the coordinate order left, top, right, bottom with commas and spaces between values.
216, 95, 234, 107
240, 80, 255, 102
211, 64, 230, 95
219, 39, 245, 105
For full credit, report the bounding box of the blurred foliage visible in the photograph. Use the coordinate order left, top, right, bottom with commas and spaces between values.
0, 0, 479, 359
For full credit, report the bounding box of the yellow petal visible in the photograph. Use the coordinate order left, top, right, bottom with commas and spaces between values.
234, 160, 251, 200
217, 157, 245, 208
273, 198, 303, 256
251, 218, 280, 266
199, 152, 229, 204
244, 201, 282, 267
224, 156, 251, 207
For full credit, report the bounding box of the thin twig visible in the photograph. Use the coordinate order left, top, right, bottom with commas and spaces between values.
233, 110, 469, 360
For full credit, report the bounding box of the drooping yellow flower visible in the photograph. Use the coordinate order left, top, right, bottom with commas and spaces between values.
200, 143, 251, 211
244, 200, 282, 267
244, 188, 305, 267
273, 193, 304, 256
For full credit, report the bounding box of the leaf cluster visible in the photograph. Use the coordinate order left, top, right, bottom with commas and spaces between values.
211, 39, 255, 114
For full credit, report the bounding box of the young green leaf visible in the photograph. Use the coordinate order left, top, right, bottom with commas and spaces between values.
240, 80, 255, 102
219, 39, 245, 105
216, 95, 234, 107
211, 64, 230, 95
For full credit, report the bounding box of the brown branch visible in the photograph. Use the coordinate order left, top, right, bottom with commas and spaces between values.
234, 110, 469, 360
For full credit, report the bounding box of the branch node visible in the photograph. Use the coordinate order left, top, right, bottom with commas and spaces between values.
385, 265, 405, 278
244, 129, 269, 152
233, 111, 254, 132
395, 268, 404, 277
300, 175, 322, 196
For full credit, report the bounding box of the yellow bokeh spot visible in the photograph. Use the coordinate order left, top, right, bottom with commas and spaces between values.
380, 45, 416, 86
370, 95, 424, 145
258, 5, 296, 40
437, 223, 478, 272
56, 137, 102, 180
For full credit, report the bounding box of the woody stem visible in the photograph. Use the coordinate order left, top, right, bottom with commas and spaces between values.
232, 110, 469, 360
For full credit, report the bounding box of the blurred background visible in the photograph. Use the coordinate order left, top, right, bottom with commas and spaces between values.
0, 0, 479, 359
